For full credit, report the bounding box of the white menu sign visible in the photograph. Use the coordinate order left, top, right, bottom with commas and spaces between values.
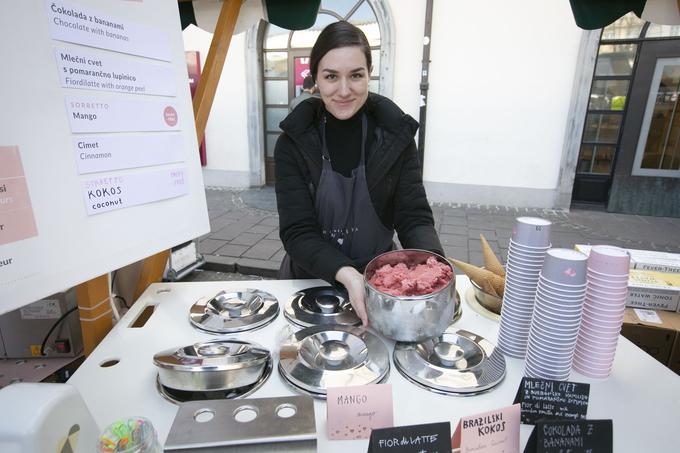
45, 0, 172, 61
73, 134, 184, 174
1, 0, 209, 313
65, 96, 181, 133
54, 47, 176, 96
81, 167, 189, 215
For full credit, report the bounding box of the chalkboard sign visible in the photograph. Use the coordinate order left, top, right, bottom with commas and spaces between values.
513, 377, 590, 424
368, 422, 451, 453
523, 419, 613, 453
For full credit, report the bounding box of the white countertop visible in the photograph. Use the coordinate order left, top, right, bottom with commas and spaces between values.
67, 277, 680, 452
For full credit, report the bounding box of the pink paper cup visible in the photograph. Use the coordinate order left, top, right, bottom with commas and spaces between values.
587, 245, 631, 276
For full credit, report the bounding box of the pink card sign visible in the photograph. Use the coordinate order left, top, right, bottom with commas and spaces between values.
452, 404, 520, 453
0, 146, 38, 246
326, 384, 393, 440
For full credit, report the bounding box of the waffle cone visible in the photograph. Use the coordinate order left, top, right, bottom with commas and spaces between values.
480, 234, 505, 277
449, 258, 505, 296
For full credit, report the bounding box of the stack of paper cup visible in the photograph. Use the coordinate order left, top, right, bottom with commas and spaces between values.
573, 245, 630, 379
497, 217, 552, 358
524, 249, 588, 380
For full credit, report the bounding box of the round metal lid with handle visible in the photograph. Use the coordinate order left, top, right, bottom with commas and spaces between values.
393, 328, 506, 395
278, 325, 389, 397
284, 286, 360, 328
189, 289, 279, 334
153, 339, 271, 392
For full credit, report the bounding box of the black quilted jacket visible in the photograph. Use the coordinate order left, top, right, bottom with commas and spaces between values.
274, 92, 443, 284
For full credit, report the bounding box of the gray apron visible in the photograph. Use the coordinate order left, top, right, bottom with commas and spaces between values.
279, 114, 394, 279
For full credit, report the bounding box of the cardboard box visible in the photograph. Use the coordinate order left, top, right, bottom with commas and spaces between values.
621, 308, 680, 372
669, 335, 680, 375
575, 245, 680, 274
627, 270, 680, 312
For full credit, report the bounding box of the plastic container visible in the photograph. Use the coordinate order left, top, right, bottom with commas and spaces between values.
97, 416, 161, 453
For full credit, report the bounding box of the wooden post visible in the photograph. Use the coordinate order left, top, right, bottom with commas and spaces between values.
76, 0, 242, 354
192, 0, 242, 144
76, 275, 112, 356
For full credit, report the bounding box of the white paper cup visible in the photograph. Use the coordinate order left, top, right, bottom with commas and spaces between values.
512, 217, 552, 247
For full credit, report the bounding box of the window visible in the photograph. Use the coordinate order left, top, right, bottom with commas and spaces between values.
574, 13, 680, 176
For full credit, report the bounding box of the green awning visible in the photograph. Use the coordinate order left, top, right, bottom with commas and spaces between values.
264, 0, 321, 31
569, 0, 647, 30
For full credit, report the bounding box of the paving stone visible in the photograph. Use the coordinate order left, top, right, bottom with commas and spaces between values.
211, 223, 251, 241
236, 258, 280, 278
440, 224, 467, 235
496, 229, 513, 239
197, 239, 227, 254
272, 249, 286, 262
214, 243, 249, 257
444, 246, 467, 261
266, 229, 281, 240
468, 229, 496, 240
259, 216, 280, 227
442, 208, 466, 217
203, 255, 237, 272
249, 225, 277, 234
209, 215, 236, 231
468, 252, 484, 267
230, 232, 266, 246
242, 240, 282, 260
468, 239, 483, 251
439, 234, 468, 247
441, 216, 467, 226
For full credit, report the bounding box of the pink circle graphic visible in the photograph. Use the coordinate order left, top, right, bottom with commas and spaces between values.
163, 106, 178, 127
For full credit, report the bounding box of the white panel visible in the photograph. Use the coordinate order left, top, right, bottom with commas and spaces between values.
182, 24, 250, 174
422, 0, 582, 190
0, 0, 209, 313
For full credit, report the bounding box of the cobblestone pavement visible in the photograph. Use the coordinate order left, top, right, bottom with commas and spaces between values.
192, 187, 680, 279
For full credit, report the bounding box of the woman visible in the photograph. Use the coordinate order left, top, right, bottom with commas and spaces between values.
275, 21, 443, 325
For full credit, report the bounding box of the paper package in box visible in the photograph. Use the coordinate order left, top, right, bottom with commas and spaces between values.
627, 270, 680, 312
575, 245, 680, 273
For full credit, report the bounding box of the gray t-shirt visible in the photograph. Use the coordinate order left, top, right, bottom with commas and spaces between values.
289, 91, 315, 112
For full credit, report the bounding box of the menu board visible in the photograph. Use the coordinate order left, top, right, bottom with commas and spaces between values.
0, 0, 209, 312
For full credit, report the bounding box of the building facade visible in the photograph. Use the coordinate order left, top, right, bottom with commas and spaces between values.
183, 0, 680, 217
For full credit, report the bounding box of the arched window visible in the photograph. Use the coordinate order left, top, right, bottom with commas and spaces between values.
261, 0, 382, 184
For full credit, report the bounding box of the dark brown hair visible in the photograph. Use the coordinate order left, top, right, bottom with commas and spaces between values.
309, 21, 372, 83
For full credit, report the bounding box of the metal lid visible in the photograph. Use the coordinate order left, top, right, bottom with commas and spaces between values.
153, 339, 270, 373
393, 328, 506, 395
189, 289, 279, 333
156, 357, 273, 404
278, 325, 389, 397
284, 286, 360, 328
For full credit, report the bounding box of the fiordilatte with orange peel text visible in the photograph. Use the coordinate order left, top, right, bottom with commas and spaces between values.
448, 234, 505, 296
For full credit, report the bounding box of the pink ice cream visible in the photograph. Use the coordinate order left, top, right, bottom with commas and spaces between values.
368, 256, 452, 296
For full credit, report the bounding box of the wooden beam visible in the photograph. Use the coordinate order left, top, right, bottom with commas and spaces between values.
76, 275, 112, 356
192, 0, 241, 144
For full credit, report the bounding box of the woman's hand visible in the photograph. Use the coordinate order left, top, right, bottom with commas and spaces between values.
335, 266, 368, 326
